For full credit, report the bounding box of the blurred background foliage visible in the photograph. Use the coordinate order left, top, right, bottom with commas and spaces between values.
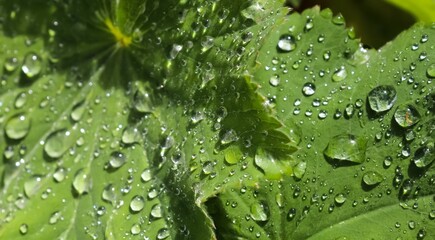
287, 0, 435, 48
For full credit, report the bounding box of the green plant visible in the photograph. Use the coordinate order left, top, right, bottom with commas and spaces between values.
0, 0, 433, 239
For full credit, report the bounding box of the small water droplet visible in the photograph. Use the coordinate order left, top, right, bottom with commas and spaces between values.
70, 101, 86, 122
413, 144, 434, 168
102, 184, 116, 203
72, 168, 91, 195
151, 204, 163, 218
49, 211, 62, 224
130, 195, 145, 212
332, 14, 345, 25
133, 87, 152, 113
109, 151, 126, 169
168, 44, 183, 59
14, 92, 28, 109
157, 228, 170, 239
362, 171, 384, 186
130, 223, 141, 235
332, 67, 347, 82
323, 51, 331, 61
302, 82, 316, 96
334, 193, 346, 204
24, 175, 45, 198
19, 224, 28, 235
53, 167, 66, 182
324, 134, 367, 163
4, 57, 20, 72
250, 202, 269, 221
269, 75, 280, 87
368, 85, 397, 112
44, 129, 75, 159
122, 126, 141, 144
22, 52, 42, 78
220, 129, 238, 145
141, 169, 152, 182
5, 114, 31, 140
394, 104, 421, 128
277, 34, 296, 52
304, 18, 314, 32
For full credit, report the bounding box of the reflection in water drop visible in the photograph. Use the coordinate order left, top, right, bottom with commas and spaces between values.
394, 104, 421, 128
324, 134, 367, 163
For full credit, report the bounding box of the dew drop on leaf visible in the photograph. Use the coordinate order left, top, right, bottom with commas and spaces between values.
53, 167, 66, 182
332, 14, 345, 25
413, 144, 434, 168
72, 168, 91, 195
21, 52, 42, 78
220, 129, 238, 145
44, 129, 75, 159
109, 151, 126, 169
157, 228, 170, 239
254, 148, 292, 179
133, 88, 152, 113
122, 126, 141, 144
24, 175, 44, 198
277, 34, 296, 52
334, 193, 346, 204
302, 82, 316, 96
70, 101, 86, 122
362, 171, 384, 186
14, 92, 28, 109
131, 223, 141, 235
202, 161, 214, 175
269, 74, 280, 87
4, 56, 19, 72
141, 169, 152, 182
367, 85, 397, 112
19, 224, 28, 235
5, 114, 31, 140
427, 64, 435, 77
102, 184, 116, 203
332, 67, 347, 82
293, 161, 306, 179
168, 44, 183, 59
49, 211, 61, 225
250, 202, 269, 221
394, 104, 421, 128
323, 134, 367, 163
130, 195, 145, 212
151, 204, 162, 218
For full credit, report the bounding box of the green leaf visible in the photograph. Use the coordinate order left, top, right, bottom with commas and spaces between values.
386, 0, 435, 22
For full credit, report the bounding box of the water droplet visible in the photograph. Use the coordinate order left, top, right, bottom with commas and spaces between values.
5, 114, 31, 140
368, 85, 397, 112
334, 193, 346, 204
53, 167, 66, 182
190, 111, 205, 125
384, 156, 393, 168
44, 129, 75, 158
293, 161, 306, 179
394, 104, 421, 128
254, 148, 292, 179
131, 223, 141, 235
304, 18, 314, 32
70, 101, 86, 122
220, 129, 238, 145
14, 92, 28, 109
22, 52, 42, 78
19, 224, 28, 235
224, 146, 242, 165
332, 67, 347, 82
49, 211, 62, 224
130, 195, 145, 212
202, 161, 214, 175
24, 175, 44, 198
201, 36, 214, 52
277, 34, 296, 52
323, 51, 331, 61
362, 171, 384, 186
168, 44, 183, 59
133, 87, 152, 113
324, 134, 367, 163
332, 14, 345, 25
302, 82, 316, 96
413, 144, 434, 168
157, 228, 170, 239
72, 168, 91, 195
400, 179, 413, 197
141, 169, 152, 182
151, 204, 162, 218
4, 57, 20, 72
417, 229, 426, 239
109, 151, 126, 169
102, 184, 116, 203
250, 202, 269, 221
269, 75, 280, 87
122, 126, 141, 144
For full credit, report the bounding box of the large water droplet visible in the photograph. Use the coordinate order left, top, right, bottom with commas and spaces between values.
334, 193, 346, 204
302, 82, 316, 96
122, 126, 141, 144
293, 161, 306, 179
220, 129, 238, 145
254, 148, 292, 179
250, 202, 269, 221
393, 104, 421, 128
102, 184, 116, 203
427, 64, 435, 77
362, 171, 384, 186
131, 223, 141, 235
277, 34, 296, 52
22, 52, 42, 78
157, 228, 170, 239
73, 168, 91, 195
151, 204, 162, 218
109, 151, 126, 169
324, 134, 367, 163
70, 101, 86, 122
413, 143, 434, 168
44, 129, 75, 159
24, 175, 45, 198
133, 87, 152, 113
14, 92, 28, 109
168, 44, 183, 59
5, 114, 31, 140
53, 167, 66, 182
332, 67, 347, 82
130, 195, 145, 212
367, 85, 397, 112
269, 74, 280, 87
141, 169, 152, 182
